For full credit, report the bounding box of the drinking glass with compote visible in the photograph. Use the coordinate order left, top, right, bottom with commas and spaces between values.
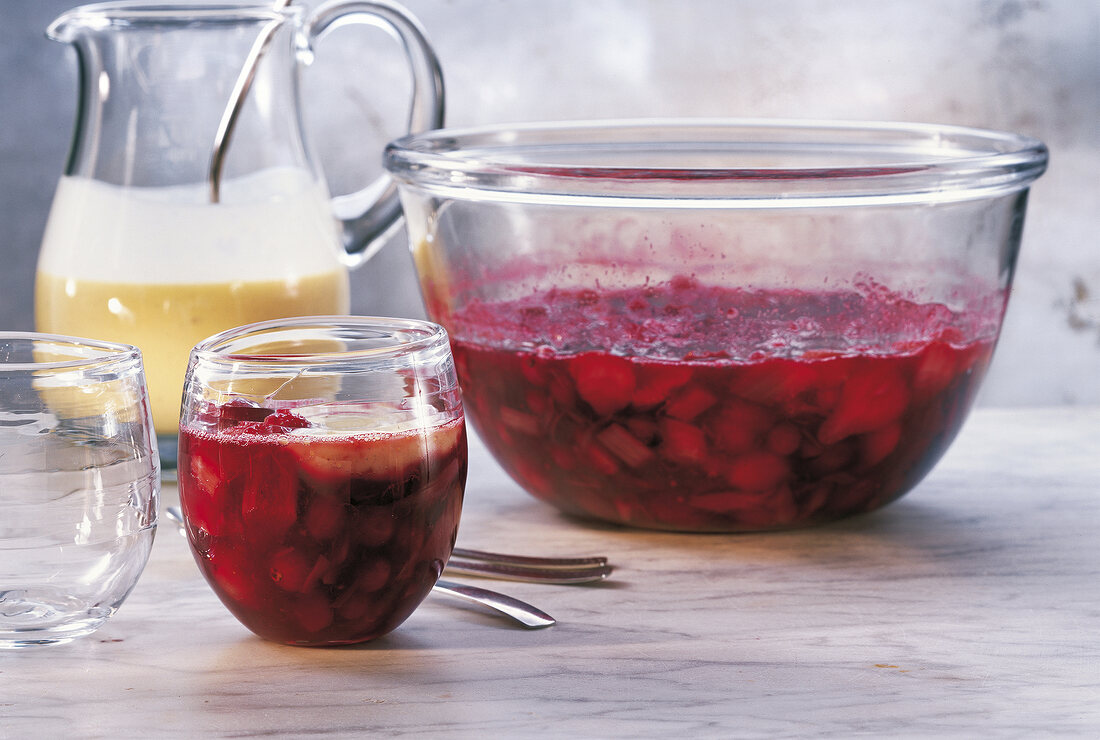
177, 316, 466, 646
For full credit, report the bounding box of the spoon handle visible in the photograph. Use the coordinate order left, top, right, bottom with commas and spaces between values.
209, 2, 292, 202
452, 547, 608, 568
431, 579, 555, 629
445, 558, 612, 584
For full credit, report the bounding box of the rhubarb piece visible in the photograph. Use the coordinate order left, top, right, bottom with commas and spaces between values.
189, 450, 224, 500
596, 423, 656, 468
239, 447, 299, 537
499, 406, 540, 435
585, 440, 622, 476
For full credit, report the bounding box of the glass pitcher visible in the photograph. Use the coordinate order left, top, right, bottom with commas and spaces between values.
34, 1, 444, 460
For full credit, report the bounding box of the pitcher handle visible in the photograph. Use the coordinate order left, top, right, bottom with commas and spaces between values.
304, 0, 445, 268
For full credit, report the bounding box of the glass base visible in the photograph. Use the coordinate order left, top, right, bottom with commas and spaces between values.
0, 588, 112, 648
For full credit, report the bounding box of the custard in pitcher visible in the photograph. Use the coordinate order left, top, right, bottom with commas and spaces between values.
35, 170, 350, 435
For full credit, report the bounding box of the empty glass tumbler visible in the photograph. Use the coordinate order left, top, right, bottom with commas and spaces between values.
0, 333, 159, 648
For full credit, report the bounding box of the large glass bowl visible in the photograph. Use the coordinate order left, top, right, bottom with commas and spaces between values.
384, 119, 1047, 532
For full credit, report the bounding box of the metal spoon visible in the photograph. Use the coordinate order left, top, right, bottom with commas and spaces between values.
209, 0, 293, 202
444, 556, 613, 584
452, 547, 609, 568
162, 506, 555, 629
431, 580, 554, 629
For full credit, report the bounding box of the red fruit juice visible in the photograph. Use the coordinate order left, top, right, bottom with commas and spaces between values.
448, 278, 999, 531
178, 408, 467, 645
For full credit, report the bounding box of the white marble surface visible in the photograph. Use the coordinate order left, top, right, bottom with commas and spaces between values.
2, 407, 1098, 738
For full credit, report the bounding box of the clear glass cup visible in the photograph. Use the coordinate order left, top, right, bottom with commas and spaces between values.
0, 332, 159, 648
177, 316, 467, 646
385, 119, 1049, 532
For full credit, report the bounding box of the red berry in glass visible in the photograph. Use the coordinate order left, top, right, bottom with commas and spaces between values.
447, 278, 998, 531
178, 407, 466, 645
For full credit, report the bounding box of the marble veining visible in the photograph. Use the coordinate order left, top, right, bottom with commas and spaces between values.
1, 407, 1098, 738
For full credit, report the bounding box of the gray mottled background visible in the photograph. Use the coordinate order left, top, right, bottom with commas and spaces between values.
1, 0, 1097, 405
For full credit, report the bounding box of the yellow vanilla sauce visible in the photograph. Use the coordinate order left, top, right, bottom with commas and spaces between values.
35, 172, 351, 434
36, 274, 349, 434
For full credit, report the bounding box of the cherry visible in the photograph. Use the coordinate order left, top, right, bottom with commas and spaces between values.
568, 353, 636, 416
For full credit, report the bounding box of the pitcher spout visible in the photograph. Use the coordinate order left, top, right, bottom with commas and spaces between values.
47, 6, 109, 44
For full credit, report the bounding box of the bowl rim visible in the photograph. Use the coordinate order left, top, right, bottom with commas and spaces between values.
384, 118, 1049, 206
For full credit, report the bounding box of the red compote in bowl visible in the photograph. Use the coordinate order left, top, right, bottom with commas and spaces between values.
385, 120, 1047, 532
177, 317, 466, 645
